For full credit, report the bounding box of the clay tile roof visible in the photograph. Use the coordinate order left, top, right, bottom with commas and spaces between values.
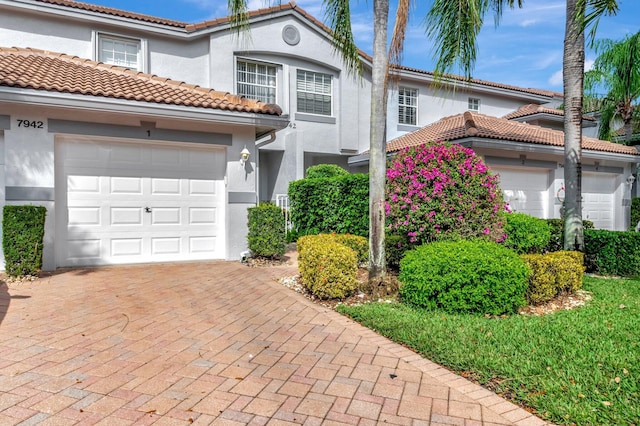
0, 47, 282, 115
35, 0, 188, 28
503, 103, 595, 121
386, 111, 640, 156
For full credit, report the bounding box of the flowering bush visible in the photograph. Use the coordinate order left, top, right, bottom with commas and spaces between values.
386, 141, 507, 245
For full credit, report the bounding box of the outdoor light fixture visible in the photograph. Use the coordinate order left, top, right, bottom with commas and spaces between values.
627, 175, 636, 185
240, 147, 250, 165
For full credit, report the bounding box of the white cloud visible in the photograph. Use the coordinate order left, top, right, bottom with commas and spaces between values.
520, 19, 537, 27
548, 69, 563, 86
584, 58, 595, 72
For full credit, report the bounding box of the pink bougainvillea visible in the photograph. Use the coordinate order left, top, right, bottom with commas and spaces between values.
386, 141, 507, 245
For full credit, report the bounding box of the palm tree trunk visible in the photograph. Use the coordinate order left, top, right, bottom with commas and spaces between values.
624, 120, 633, 144
563, 0, 585, 251
368, 0, 389, 282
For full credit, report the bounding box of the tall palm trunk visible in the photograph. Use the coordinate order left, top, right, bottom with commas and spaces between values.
563, 0, 585, 251
368, 0, 389, 281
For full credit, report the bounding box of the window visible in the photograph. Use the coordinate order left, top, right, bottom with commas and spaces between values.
398, 87, 418, 125
236, 61, 277, 104
468, 97, 480, 112
297, 70, 332, 116
97, 34, 141, 70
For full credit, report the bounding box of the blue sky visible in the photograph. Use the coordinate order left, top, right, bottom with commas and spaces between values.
86, 0, 640, 92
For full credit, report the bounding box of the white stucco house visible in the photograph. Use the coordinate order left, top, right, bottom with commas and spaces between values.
0, 0, 637, 270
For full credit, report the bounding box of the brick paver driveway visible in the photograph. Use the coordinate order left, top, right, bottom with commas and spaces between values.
0, 261, 548, 425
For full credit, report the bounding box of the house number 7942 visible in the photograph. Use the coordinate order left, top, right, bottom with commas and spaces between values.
17, 119, 44, 129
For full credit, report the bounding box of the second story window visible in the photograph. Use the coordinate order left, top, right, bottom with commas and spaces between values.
468, 97, 480, 112
297, 70, 332, 116
237, 61, 277, 104
97, 34, 141, 71
398, 87, 418, 125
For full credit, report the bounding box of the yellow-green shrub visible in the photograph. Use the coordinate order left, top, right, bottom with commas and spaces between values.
298, 235, 358, 299
331, 234, 368, 264
521, 251, 584, 304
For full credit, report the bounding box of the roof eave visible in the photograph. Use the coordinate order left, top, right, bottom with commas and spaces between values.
461, 137, 640, 162
0, 87, 289, 130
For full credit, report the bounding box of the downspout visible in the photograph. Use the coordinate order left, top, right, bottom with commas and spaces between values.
255, 130, 277, 203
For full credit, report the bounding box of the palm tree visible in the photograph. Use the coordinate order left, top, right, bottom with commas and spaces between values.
585, 30, 640, 144
425, 0, 618, 251
227, 0, 412, 281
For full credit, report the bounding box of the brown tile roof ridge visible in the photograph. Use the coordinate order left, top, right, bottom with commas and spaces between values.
32, 0, 558, 100
395, 66, 561, 98
0, 46, 282, 115
35, 0, 188, 28
386, 111, 639, 156
503, 103, 596, 121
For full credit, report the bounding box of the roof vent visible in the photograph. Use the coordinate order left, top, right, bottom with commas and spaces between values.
282, 25, 300, 45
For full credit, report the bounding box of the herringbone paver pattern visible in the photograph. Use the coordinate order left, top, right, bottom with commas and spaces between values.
0, 260, 550, 425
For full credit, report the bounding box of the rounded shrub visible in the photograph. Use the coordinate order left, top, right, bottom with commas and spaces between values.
399, 240, 529, 315
298, 234, 358, 299
305, 164, 349, 179
521, 251, 584, 304
386, 142, 507, 247
247, 203, 286, 258
331, 234, 368, 264
502, 213, 551, 254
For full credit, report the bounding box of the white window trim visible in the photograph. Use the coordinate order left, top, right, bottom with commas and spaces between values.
92, 31, 147, 73
235, 58, 280, 106
468, 97, 480, 112
296, 69, 333, 117
398, 86, 418, 126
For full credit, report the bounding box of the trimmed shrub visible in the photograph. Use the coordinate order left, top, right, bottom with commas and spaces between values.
331, 234, 368, 264
305, 164, 349, 179
386, 142, 507, 248
584, 229, 640, 276
399, 240, 529, 315
385, 234, 409, 271
3, 205, 47, 277
546, 218, 595, 252
298, 234, 358, 299
247, 203, 286, 258
631, 197, 640, 231
289, 172, 368, 237
503, 213, 551, 254
521, 251, 584, 304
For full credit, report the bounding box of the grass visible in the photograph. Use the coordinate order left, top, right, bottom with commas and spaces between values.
338, 276, 640, 425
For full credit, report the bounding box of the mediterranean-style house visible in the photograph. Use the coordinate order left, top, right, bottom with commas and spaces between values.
0, 0, 637, 270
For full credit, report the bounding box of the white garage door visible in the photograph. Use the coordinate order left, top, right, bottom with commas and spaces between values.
56, 139, 226, 267
583, 173, 616, 230
492, 168, 549, 218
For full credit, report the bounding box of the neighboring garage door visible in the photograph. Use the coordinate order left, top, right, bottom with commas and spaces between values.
56, 138, 226, 267
492, 167, 549, 218
583, 173, 616, 230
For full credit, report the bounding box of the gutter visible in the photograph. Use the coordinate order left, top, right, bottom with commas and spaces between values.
0, 87, 289, 129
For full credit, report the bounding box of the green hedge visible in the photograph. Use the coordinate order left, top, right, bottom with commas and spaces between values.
546, 219, 595, 252
584, 229, 640, 276
288, 171, 368, 237
247, 203, 286, 258
631, 197, 640, 231
399, 240, 529, 315
503, 213, 550, 254
3, 205, 47, 276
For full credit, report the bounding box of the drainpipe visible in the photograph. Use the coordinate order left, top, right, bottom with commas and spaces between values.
255, 130, 277, 203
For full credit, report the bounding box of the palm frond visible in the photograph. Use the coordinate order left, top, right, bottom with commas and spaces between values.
324, 0, 362, 75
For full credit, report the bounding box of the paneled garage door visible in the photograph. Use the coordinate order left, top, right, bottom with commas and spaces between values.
492, 167, 550, 218
56, 138, 226, 267
583, 173, 616, 230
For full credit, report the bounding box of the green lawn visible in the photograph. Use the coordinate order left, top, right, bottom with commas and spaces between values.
338, 276, 639, 425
